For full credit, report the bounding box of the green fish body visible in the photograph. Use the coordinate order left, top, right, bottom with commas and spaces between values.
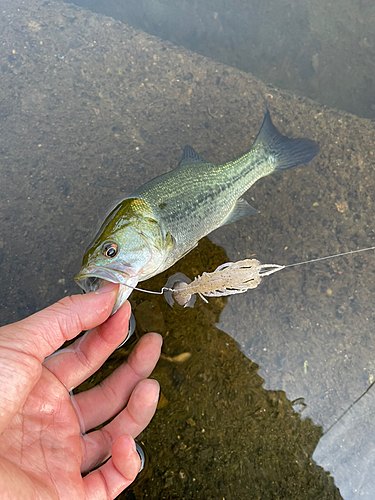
75, 110, 318, 312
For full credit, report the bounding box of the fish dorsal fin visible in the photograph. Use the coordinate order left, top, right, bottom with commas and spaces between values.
178, 145, 206, 167
220, 198, 259, 227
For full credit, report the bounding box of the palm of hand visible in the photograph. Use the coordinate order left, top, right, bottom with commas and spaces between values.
0, 367, 85, 498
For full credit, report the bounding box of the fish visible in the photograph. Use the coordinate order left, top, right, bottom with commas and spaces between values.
75, 109, 318, 313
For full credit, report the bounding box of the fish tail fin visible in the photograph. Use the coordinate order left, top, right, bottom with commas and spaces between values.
254, 109, 319, 171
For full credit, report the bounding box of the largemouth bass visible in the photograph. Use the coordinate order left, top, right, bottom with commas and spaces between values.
75, 109, 318, 312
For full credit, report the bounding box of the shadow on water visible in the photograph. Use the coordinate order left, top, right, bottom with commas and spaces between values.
78, 238, 342, 499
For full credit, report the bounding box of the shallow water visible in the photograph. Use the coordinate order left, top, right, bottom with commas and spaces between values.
1, 1, 375, 499
72, 0, 375, 120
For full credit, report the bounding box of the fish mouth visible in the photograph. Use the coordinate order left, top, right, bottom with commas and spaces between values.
74, 266, 139, 315
74, 267, 121, 293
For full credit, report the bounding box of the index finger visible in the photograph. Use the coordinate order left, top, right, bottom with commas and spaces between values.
0, 283, 119, 361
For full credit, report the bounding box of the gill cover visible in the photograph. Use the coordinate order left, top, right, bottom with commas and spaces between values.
76, 198, 175, 287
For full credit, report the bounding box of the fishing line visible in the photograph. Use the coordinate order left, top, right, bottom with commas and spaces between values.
323, 378, 375, 437
118, 245, 375, 296
119, 284, 168, 294
284, 245, 375, 268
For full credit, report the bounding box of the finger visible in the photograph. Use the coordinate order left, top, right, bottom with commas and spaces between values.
44, 301, 131, 391
84, 435, 140, 500
0, 283, 118, 362
0, 284, 117, 435
73, 332, 162, 431
81, 379, 159, 473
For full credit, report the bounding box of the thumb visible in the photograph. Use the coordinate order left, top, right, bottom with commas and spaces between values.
0, 283, 119, 360
0, 283, 118, 433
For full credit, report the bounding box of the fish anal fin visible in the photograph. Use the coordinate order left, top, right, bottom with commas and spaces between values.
220, 198, 259, 227
178, 145, 206, 167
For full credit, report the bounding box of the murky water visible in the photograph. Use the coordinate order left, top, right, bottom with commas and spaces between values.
1, 1, 375, 498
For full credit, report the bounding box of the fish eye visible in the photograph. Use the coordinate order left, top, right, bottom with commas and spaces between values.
102, 242, 118, 258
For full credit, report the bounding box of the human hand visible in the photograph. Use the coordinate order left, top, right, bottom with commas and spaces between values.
0, 283, 162, 499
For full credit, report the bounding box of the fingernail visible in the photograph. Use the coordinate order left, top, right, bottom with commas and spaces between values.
95, 282, 118, 294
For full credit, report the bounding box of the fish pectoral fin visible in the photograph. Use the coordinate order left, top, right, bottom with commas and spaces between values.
165, 231, 177, 252
178, 145, 207, 167
219, 198, 259, 227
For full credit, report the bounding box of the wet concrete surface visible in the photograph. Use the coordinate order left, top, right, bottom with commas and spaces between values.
0, 1, 375, 498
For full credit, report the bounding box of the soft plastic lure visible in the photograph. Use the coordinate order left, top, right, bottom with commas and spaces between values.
163, 259, 284, 307
116, 245, 375, 308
